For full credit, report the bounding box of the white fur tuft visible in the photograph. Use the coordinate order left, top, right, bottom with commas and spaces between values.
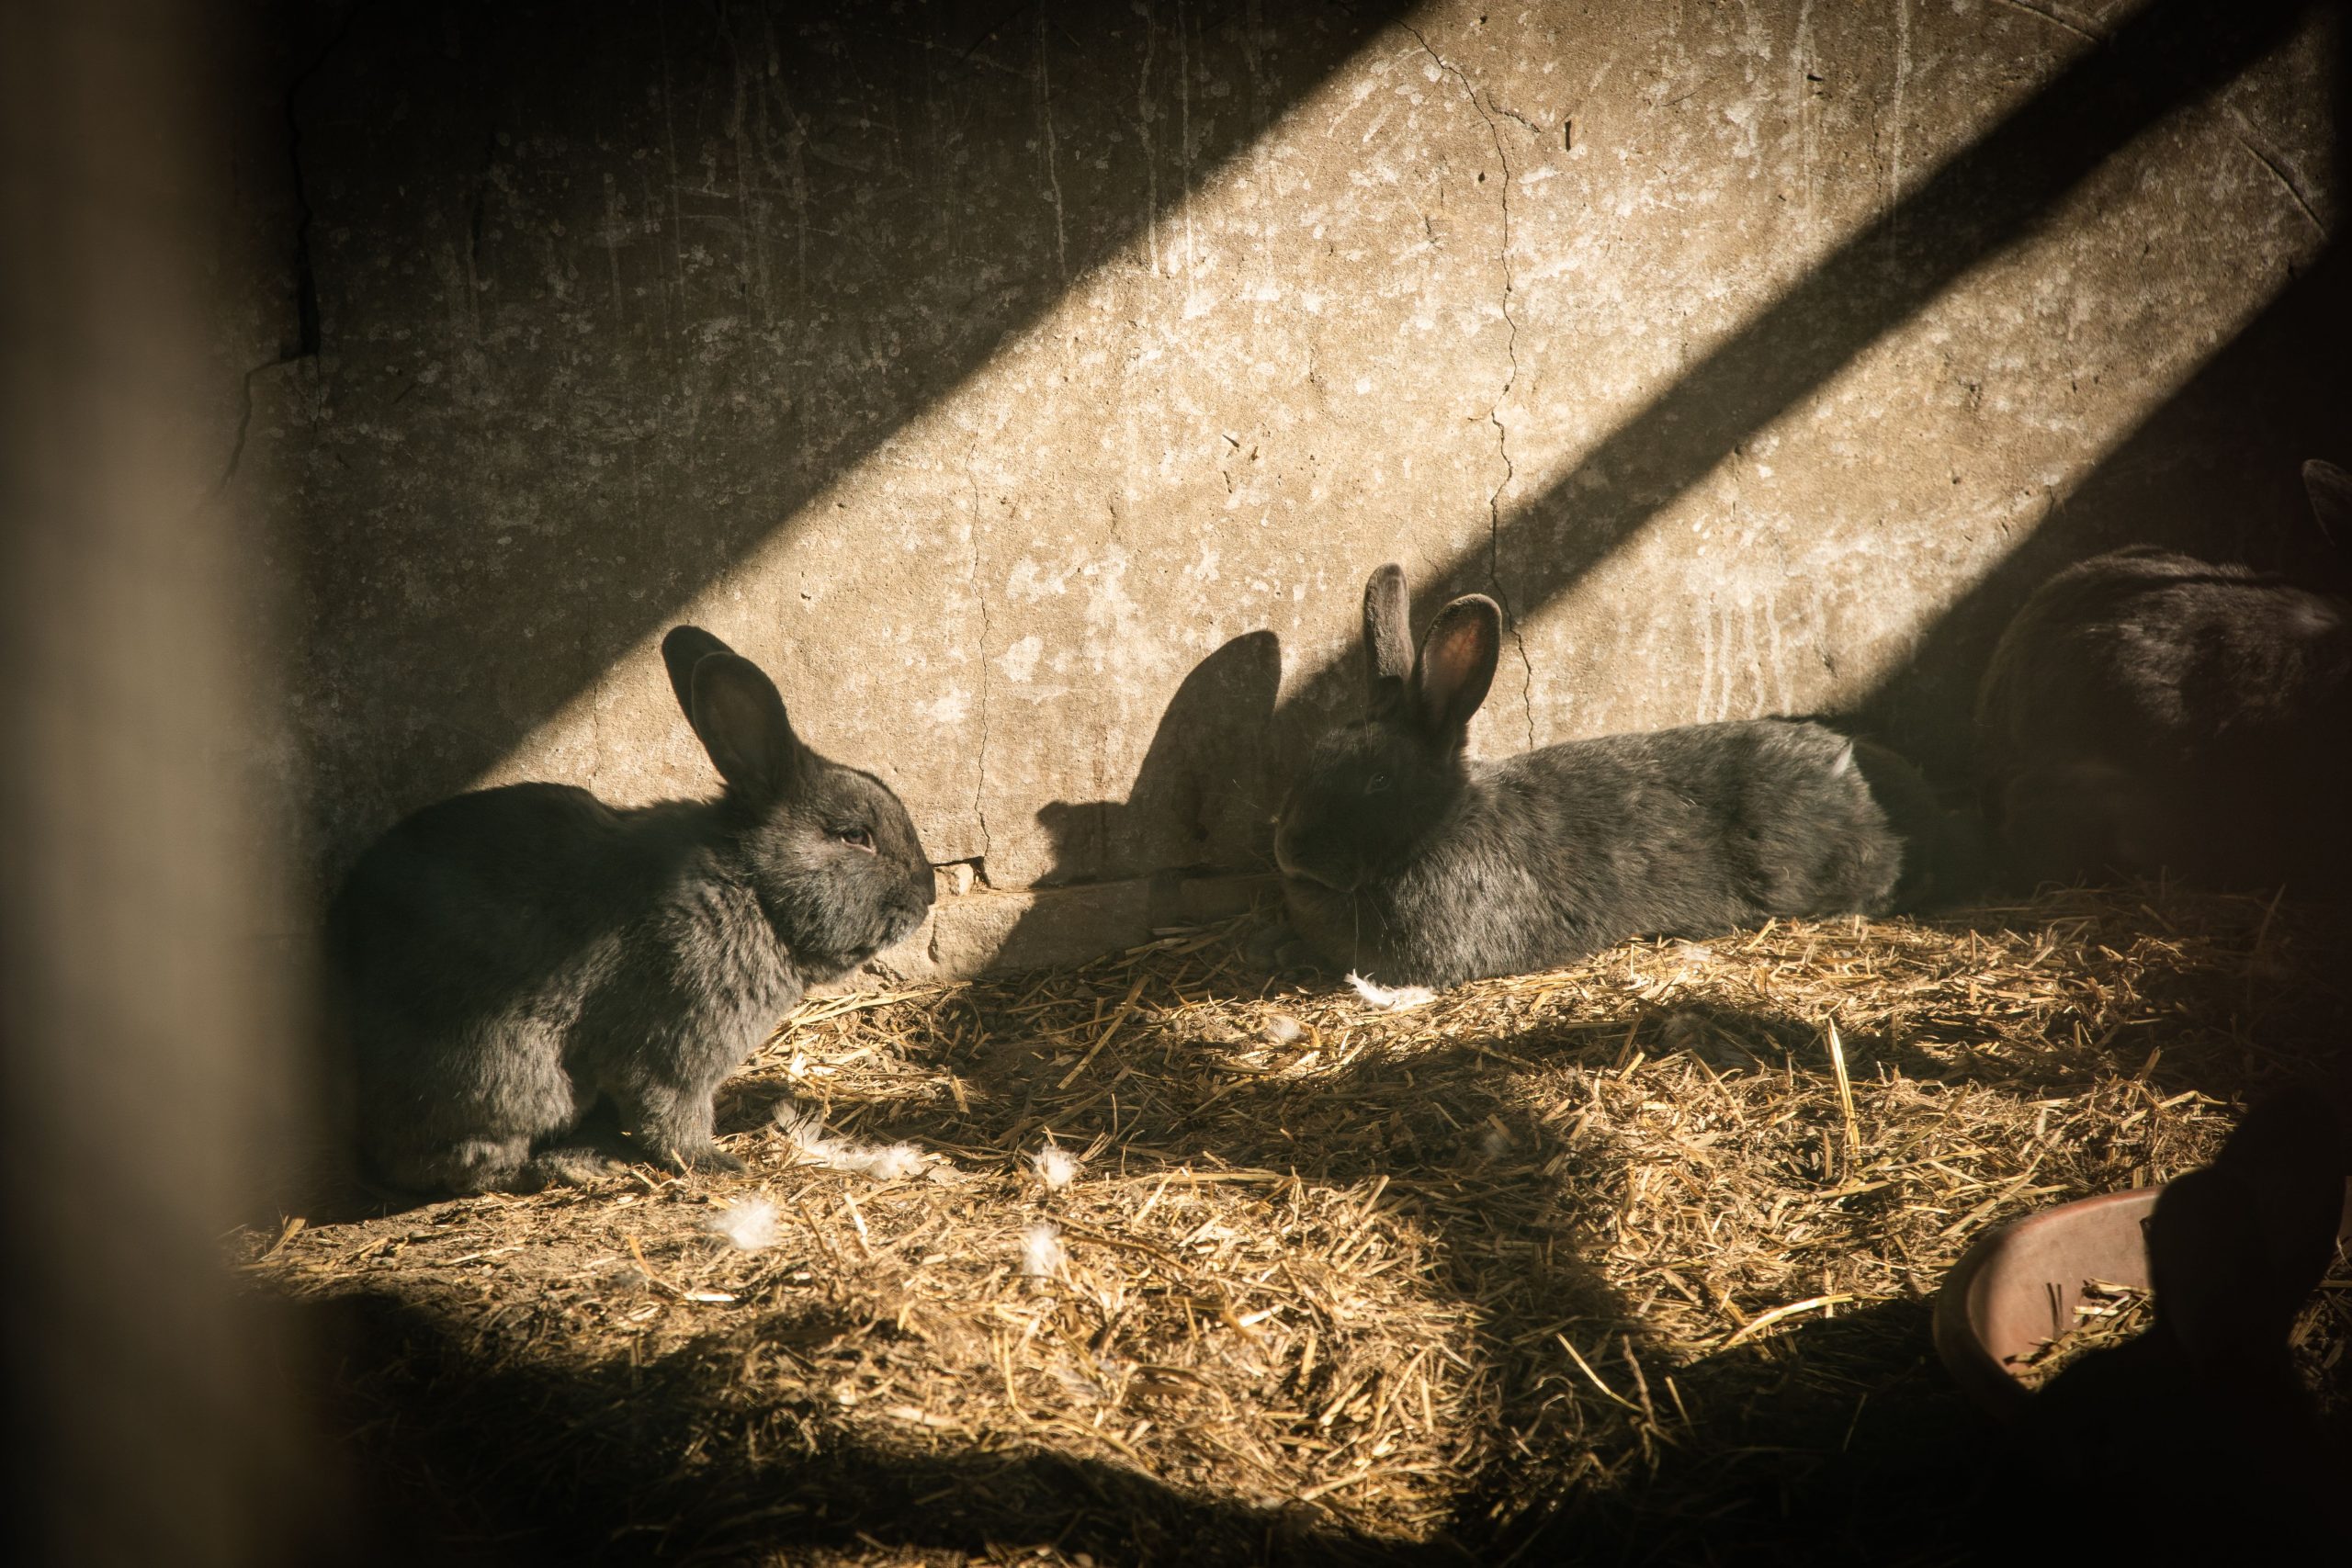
775, 1102, 826, 1147
1262, 1013, 1306, 1044
774, 1102, 929, 1181
1346, 971, 1436, 1011
706, 1196, 779, 1251
1031, 1145, 1084, 1190
843, 1142, 927, 1180
1020, 1223, 1066, 1278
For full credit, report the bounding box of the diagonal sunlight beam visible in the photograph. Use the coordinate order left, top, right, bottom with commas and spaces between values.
1283, 0, 2320, 728
485, 0, 2324, 903
1859, 239, 2352, 773
297, 0, 1421, 880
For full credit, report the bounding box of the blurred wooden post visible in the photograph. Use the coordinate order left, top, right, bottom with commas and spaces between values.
0, 3, 322, 1562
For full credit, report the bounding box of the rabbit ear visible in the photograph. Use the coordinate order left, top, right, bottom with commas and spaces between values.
661, 626, 738, 718
1412, 594, 1501, 747
686, 654, 805, 803
2302, 459, 2352, 546
1363, 563, 1413, 716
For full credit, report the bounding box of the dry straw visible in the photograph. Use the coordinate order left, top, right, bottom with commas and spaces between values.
244, 886, 2350, 1562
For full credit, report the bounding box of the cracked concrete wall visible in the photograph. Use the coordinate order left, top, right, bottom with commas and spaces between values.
239, 0, 2344, 971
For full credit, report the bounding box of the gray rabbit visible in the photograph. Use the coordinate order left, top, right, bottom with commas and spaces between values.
1973, 460, 2352, 888
331, 626, 934, 1194
1274, 564, 1961, 987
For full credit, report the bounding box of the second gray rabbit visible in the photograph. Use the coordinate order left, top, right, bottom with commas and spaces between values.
1974, 460, 2352, 888
1274, 564, 1962, 987
331, 626, 934, 1194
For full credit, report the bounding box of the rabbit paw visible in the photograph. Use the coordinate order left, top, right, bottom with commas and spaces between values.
666, 1143, 746, 1176
526, 1147, 619, 1188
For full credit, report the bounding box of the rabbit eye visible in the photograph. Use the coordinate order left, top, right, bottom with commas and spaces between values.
834, 825, 876, 851
1364, 774, 1390, 795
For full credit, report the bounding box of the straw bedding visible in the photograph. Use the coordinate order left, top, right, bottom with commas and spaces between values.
243, 885, 2351, 1564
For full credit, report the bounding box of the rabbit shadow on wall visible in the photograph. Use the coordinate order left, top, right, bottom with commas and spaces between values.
1031, 629, 1287, 887
975, 632, 1284, 976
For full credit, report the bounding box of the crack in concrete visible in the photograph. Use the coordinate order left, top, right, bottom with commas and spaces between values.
217, 6, 354, 494
1481, 96, 1546, 140
2229, 118, 2328, 238
1036, 8, 1068, 282
1989, 0, 2101, 46
284, 9, 349, 359
214, 363, 272, 498
964, 434, 994, 866
1402, 23, 1535, 749
1136, 1, 1159, 276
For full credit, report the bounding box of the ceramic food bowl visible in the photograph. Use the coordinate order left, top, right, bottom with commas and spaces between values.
1934, 1180, 2352, 1419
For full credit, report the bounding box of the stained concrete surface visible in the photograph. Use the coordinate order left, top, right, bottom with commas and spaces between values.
225, 0, 2346, 973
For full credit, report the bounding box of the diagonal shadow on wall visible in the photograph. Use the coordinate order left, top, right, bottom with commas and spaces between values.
288, 0, 2327, 901
281, 0, 1416, 878
1261, 0, 2327, 786
1862, 0, 2352, 775
1860, 238, 2352, 777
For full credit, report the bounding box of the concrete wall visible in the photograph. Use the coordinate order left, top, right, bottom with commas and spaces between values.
236, 0, 2346, 974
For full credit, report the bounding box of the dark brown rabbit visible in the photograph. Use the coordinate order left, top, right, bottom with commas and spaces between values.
330, 627, 934, 1194
1974, 460, 2352, 889
1272, 564, 1969, 987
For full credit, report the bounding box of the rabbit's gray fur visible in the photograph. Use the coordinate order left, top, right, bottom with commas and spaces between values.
1973, 460, 2352, 888
1275, 564, 1953, 987
331, 627, 934, 1194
